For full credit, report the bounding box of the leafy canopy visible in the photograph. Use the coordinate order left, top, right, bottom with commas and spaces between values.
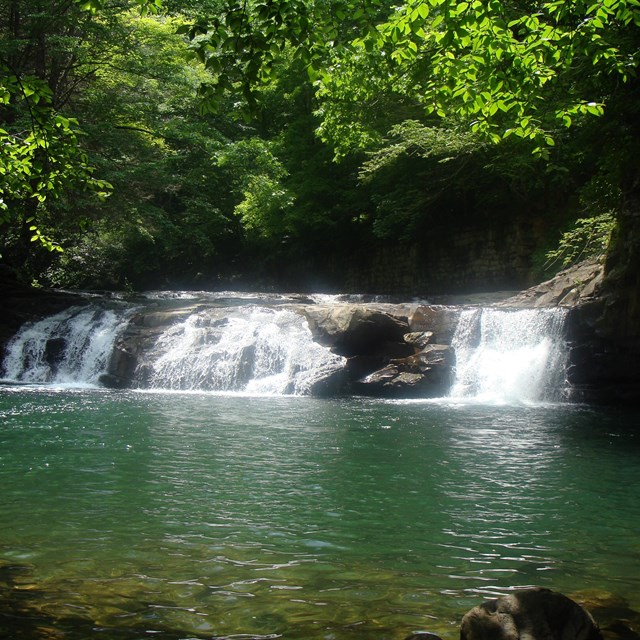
188, 0, 640, 155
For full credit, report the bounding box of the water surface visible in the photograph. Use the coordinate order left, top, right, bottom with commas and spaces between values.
1, 388, 639, 639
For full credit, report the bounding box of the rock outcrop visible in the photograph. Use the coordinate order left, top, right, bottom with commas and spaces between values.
302, 304, 460, 397
502, 260, 605, 308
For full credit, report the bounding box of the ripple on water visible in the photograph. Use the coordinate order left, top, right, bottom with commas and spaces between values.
0, 390, 639, 639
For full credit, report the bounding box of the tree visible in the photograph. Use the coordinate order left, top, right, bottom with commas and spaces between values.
0, 0, 161, 253
186, 0, 639, 153
0, 72, 109, 252
184, 0, 640, 278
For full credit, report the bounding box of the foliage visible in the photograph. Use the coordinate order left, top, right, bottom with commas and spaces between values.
54, 12, 242, 287
327, 0, 640, 153
545, 212, 617, 270
186, 0, 640, 155
0, 73, 110, 252
0, 0, 130, 252
359, 119, 485, 178
1, 0, 639, 291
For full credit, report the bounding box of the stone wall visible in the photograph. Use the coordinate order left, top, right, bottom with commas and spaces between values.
342, 217, 545, 295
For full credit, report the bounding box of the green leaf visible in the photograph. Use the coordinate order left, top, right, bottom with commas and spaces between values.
417, 3, 429, 19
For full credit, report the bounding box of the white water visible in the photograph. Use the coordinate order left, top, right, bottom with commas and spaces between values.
136, 306, 346, 395
2, 299, 569, 401
449, 307, 569, 404
1, 305, 132, 386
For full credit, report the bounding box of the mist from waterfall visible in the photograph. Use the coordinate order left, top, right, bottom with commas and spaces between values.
449, 307, 569, 404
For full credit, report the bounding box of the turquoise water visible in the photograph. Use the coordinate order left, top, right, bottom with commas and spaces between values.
1, 388, 639, 639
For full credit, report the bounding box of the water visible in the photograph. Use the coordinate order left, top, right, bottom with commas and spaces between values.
450, 308, 569, 403
1, 300, 346, 396
1, 298, 569, 402
1, 388, 639, 640
1, 305, 134, 386
139, 307, 345, 395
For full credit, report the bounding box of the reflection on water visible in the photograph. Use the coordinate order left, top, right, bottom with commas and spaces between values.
0, 389, 639, 639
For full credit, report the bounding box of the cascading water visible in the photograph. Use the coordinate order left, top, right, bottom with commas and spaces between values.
135, 306, 346, 395
1, 305, 133, 386
1, 294, 570, 401
449, 307, 569, 404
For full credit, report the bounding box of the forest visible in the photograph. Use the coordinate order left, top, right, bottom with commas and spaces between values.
1, 0, 639, 293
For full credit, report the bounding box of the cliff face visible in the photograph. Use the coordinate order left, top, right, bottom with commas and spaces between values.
500, 208, 640, 404
341, 216, 545, 295
566, 208, 640, 404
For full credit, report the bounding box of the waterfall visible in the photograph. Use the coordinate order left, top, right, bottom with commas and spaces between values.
1, 305, 133, 386
135, 306, 346, 395
2, 296, 569, 401
449, 307, 569, 404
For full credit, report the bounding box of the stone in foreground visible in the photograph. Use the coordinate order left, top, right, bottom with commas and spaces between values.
460, 588, 603, 640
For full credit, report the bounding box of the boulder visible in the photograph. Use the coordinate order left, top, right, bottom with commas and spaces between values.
355, 344, 455, 398
460, 588, 603, 640
408, 306, 462, 344
303, 304, 410, 356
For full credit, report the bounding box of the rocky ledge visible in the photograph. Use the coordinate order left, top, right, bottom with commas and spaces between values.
2, 257, 639, 403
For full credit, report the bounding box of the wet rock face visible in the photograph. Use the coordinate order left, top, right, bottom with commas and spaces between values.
460, 588, 603, 640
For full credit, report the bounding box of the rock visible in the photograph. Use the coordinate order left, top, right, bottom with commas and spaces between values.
405, 633, 445, 640
564, 300, 640, 404
404, 331, 434, 350
306, 364, 349, 397
355, 344, 454, 398
303, 304, 410, 356
501, 259, 605, 308
570, 589, 640, 640
493, 256, 639, 405
44, 337, 66, 373
98, 373, 129, 389
460, 588, 603, 640
408, 306, 462, 344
